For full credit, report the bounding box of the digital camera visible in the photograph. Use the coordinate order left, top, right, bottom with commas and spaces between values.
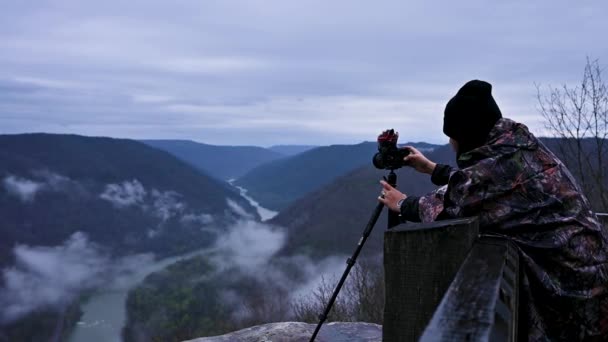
372, 129, 409, 170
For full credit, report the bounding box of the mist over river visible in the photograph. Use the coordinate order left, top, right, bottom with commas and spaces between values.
68, 184, 277, 342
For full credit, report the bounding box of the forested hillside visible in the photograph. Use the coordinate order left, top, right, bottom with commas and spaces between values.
268, 145, 319, 156
0, 134, 257, 263
270, 144, 455, 259
123, 255, 289, 341
0, 133, 258, 342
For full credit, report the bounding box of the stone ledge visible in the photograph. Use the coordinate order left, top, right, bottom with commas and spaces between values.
183, 321, 381, 342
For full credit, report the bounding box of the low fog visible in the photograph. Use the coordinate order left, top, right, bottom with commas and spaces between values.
3, 175, 41, 202
0, 232, 154, 323
0, 179, 372, 329
208, 217, 358, 321
100, 179, 206, 224
2, 171, 83, 203
213, 219, 350, 298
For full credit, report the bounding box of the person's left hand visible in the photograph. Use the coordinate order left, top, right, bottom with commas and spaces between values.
378, 180, 407, 212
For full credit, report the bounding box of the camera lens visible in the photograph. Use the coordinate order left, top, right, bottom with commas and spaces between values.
372, 153, 385, 169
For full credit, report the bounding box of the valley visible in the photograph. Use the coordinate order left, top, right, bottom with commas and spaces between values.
2, 133, 604, 342
69, 181, 279, 342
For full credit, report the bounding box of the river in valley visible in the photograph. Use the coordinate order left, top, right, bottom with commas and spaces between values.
68, 184, 278, 342
68, 249, 207, 342
229, 180, 278, 221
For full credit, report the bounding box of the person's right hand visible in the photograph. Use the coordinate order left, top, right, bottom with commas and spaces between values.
402, 146, 436, 175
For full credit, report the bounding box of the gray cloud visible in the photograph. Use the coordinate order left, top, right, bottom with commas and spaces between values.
3, 175, 42, 202
0, 0, 607, 145
99, 180, 147, 208
212, 220, 286, 271
99, 180, 186, 219
2, 171, 79, 203
150, 189, 186, 221
99, 180, 214, 237
207, 218, 367, 323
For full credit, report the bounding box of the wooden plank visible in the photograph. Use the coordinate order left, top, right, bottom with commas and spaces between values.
597, 213, 608, 227
383, 217, 479, 342
419, 238, 518, 342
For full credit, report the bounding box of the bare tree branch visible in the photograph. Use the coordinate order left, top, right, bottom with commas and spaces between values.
537, 58, 608, 211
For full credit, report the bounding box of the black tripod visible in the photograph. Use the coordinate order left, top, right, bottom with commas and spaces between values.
309, 170, 400, 342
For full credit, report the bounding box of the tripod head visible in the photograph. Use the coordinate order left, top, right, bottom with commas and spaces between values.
373, 129, 410, 170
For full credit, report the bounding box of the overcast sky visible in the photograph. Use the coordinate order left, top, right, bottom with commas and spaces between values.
1, 0, 606, 146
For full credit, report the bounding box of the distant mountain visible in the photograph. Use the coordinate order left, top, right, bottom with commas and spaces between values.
141, 140, 284, 180
0, 134, 258, 266
268, 145, 319, 156
406, 142, 441, 152
235, 142, 441, 211
269, 144, 455, 259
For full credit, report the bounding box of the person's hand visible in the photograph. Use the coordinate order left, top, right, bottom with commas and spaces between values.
402, 146, 436, 175
378, 180, 407, 212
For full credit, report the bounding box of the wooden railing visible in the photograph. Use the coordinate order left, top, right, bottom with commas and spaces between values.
598, 213, 608, 226
383, 217, 520, 342
419, 236, 520, 342
383, 212, 607, 341
383, 217, 480, 341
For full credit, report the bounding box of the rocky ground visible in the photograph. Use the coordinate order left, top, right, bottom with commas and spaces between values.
184, 322, 382, 342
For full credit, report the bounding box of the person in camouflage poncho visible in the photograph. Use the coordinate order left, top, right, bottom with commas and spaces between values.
379, 81, 608, 341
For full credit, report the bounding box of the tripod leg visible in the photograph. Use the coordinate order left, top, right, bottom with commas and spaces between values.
309, 202, 385, 342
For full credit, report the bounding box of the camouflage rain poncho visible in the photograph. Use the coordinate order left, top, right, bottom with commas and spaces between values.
417, 118, 608, 341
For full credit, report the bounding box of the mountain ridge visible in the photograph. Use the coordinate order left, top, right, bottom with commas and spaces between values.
141, 139, 285, 180
268, 145, 319, 156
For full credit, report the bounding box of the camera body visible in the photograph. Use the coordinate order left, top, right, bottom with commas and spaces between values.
372, 129, 409, 170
